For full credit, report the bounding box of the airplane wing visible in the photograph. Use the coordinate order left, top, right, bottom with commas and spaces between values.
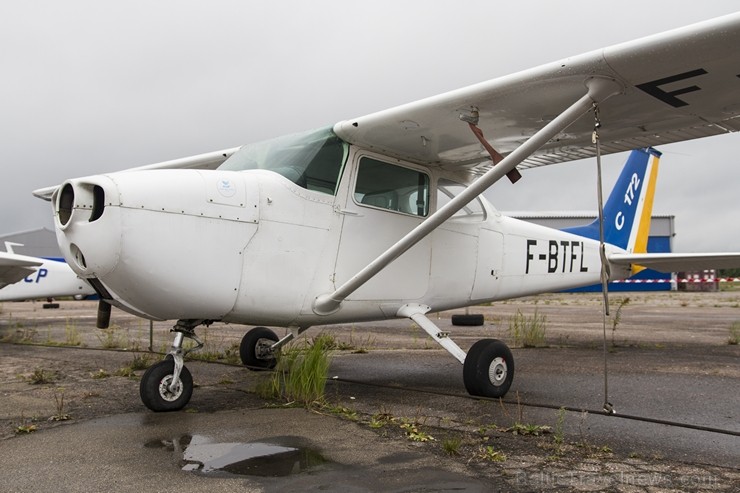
32, 147, 240, 201
333, 13, 740, 175
0, 251, 42, 289
33, 13, 739, 204
609, 253, 740, 273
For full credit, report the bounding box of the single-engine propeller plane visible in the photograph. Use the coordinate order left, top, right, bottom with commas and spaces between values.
34, 13, 740, 411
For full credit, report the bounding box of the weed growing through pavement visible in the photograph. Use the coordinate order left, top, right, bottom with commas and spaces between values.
507, 422, 552, 436
728, 321, 740, 345
507, 309, 547, 347
222, 342, 241, 364
399, 418, 435, 442
311, 330, 376, 353
259, 334, 332, 407
321, 403, 359, 421
64, 319, 82, 346
442, 437, 462, 456
367, 408, 395, 429
96, 325, 127, 349
91, 369, 110, 379
27, 368, 55, 384
112, 353, 152, 377
610, 297, 630, 347
49, 388, 71, 421
503, 393, 551, 436
475, 445, 506, 462
2, 322, 37, 344
129, 353, 151, 370
15, 414, 37, 434
368, 415, 388, 429
554, 407, 566, 446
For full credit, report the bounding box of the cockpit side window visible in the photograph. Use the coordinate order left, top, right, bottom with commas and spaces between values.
437, 179, 487, 221
218, 126, 348, 195
354, 157, 430, 217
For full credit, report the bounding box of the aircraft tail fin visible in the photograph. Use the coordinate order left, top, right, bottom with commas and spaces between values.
564, 148, 661, 254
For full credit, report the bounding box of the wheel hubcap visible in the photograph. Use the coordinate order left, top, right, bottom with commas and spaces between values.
158, 375, 183, 402
488, 357, 507, 387
255, 338, 275, 360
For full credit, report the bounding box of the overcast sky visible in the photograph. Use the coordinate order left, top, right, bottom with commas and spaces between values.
1, 1, 739, 252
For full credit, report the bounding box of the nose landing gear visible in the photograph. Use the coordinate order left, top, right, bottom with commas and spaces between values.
139, 319, 208, 412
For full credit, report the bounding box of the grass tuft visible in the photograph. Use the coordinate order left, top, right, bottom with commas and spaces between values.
728, 321, 740, 345
27, 368, 55, 385
508, 309, 547, 347
259, 334, 332, 407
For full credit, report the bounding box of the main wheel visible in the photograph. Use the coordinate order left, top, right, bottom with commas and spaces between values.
139, 359, 193, 412
240, 326, 279, 370
463, 339, 514, 398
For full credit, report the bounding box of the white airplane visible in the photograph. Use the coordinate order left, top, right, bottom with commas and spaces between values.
34, 13, 740, 411
0, 242, 95, 302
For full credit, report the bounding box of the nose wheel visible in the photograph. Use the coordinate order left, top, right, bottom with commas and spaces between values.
139, 319, 206, 412
140, 359, 193, 411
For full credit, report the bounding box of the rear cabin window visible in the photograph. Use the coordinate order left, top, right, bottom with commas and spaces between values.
437, 179, 486, 220
354, 157, 430, 217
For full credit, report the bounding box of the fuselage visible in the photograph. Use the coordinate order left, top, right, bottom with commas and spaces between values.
51, 127, 629, 327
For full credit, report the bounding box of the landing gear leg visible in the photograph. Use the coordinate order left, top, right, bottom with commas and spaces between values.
397, 304, 515, 399
139, 319, 207, 412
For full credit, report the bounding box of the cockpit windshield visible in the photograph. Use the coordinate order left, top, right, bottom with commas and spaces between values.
218, 126, 349, 195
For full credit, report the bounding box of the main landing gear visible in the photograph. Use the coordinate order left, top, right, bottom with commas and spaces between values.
398, 304, 514, 398
239, 326, 279, 370
238, 325, 309, 370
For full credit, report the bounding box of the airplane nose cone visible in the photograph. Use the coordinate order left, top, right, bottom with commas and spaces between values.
52, 169, 259, 321
54, 175, 122, 278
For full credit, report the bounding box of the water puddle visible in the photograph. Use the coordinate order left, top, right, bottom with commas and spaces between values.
145, 435, 327, 477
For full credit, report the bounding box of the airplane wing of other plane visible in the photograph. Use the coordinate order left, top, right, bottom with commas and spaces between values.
0, 251, 96, 301
0, 251, 42, 289
609, 253, 740, 273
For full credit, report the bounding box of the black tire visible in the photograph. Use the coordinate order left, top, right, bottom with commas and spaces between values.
139, 360, 193, 412
463, 339, 514, 398
451, 313, 485, 326
240, 326, 279, 370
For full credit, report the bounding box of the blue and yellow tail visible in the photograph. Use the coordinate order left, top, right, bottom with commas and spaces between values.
564, 148, 661, 254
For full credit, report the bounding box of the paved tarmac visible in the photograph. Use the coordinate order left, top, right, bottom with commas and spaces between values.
1, 294, 739, 492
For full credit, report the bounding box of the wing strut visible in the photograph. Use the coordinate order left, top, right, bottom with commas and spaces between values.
313, 77, 622, 315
